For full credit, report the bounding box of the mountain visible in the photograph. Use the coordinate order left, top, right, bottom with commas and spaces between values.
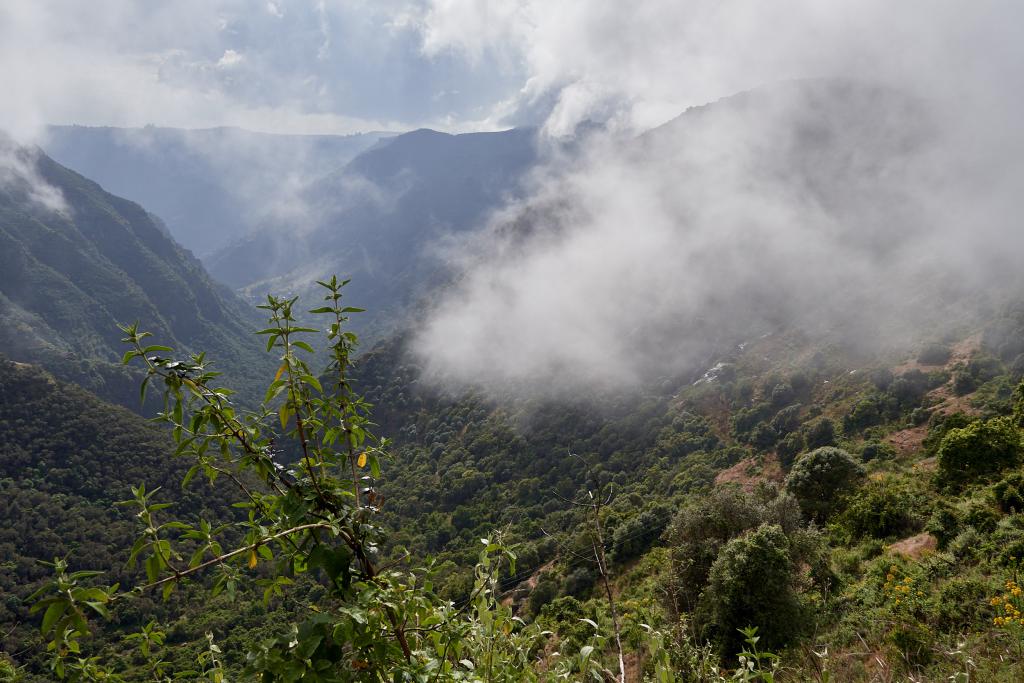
43, 125, 392, 257
206, 127, 538, 337
0, 140, 274, 406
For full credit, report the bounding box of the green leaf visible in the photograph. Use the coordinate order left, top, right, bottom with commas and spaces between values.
41, 601, 66, 635
299, 374, 322, 393
145, 554, 161, 583
142, 345, 173, 354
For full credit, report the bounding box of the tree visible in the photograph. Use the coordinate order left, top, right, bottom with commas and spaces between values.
784, 447, 864, 522
937, 416, 1022, 487
703, 524, 803, 656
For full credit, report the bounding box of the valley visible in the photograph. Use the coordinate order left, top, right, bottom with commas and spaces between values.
2, 6, 1024, 679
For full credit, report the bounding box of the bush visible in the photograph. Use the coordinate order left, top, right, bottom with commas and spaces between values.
803, 416, 836, 449
610, 506, 670, 563
666, 488, 806, 614
776, 432, 805, 469
750, 421, 778, 450
994, 471, 1024, 513
703, 524, 803, 656
527, 574, 560, 617
837, 478, 921, 540
539, 597, 596, 652
843, 394, 897, 432
769, 382, 795, 408
770, 404, 802, 437
932, 577, 988, 632
936, 417, 1022, 487
785, 447, 865, 522
923, 412, 975, 457
889, 370, 931, 408
860, 441, 897, 462
918, 343, 952, 366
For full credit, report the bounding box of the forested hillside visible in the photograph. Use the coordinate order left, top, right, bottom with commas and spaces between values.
0, 142, 273, 407
0, 358, 205, 670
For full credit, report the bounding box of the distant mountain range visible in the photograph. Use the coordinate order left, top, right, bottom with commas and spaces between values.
43, 125, 392, 258
206, 126, 539, 337
0, 141, 274, 407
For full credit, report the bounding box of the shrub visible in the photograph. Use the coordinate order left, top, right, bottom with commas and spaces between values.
844, 394, 897, 432
527, 574, 560, 618
918, 343, 952, 366
539, 597, 596, 652
924, 503, 961, 549
936, 417, 1022, 486
703, 524, 803, 656
666, 488, 806, 614
923, 412, 975, 457
860, 440, 897, 462
770, 404, 802, 437
785, 447, 865, 522
837, 478, 921, 540
932, 577, 988, 632
769, 381, 795, 408
803, 416, 836, 449
776, 432, 805, 469
994, 471, 1024, 513
750, 421, 778, 450
889, 370, 931, 407
610, 505, 670, 564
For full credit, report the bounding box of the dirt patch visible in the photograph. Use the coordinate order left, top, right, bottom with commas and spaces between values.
926, 383, 982, 418
886, 425, 928, 457
886, 533, 938, 560
715, 455, 784, 491
894, 333, 982, 376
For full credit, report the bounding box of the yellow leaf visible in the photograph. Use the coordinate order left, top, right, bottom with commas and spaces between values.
248, 550, 258, 569
274, 362, 287, 382
357, 453, 367, 468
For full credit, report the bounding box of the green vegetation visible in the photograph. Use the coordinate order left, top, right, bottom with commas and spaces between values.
0, 148, 273, 408
6, 280, 1024, 680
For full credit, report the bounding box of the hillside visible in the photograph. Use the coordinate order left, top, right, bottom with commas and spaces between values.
0, 141, 274, 406
0, 358, 203, 674
351, 295, 1024, 679
43, 125, 391, 257
207, 127, 538, 337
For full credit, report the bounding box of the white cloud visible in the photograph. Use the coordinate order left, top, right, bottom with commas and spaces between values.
412, 1, 1024, 395
216, 49, 244, 68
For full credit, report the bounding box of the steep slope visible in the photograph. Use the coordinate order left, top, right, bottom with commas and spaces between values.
43, 125, 392, 257
207, 127, 538, 337
0, 358, 196, 670
0, 141, 273, 406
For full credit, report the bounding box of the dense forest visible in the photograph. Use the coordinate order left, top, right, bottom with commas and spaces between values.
4, 285, 1024, 680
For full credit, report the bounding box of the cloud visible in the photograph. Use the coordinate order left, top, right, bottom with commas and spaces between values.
216, 49, 244, 68
0, 1, 521, 142
412, 2, 1024, 396
416, 0, 1024, 134
0, 135, 69, 215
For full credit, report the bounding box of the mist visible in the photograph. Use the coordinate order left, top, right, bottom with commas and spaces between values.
412, 1, 1024, 396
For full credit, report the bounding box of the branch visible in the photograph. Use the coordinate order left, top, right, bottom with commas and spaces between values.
135, 523, 331, 593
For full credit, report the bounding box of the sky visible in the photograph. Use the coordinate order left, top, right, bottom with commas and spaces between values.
12, 0, 1015, 139
0, 1, 528, 138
